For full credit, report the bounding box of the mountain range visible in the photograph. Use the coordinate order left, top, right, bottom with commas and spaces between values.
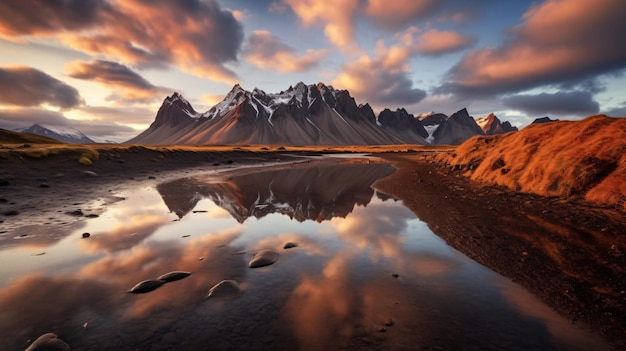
14, 124, 118, 144
17, 124, 95, 144
129, 82, 518, 146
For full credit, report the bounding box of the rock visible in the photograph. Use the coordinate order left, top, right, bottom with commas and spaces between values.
39, 184, 50, 188
391, 273, 399, 278
85, 214, 99, 218
157, 271, 191, 282
207, 280, 242, 299
127, 279, 165, 294
25, 333, 70, 351
82, 233, 90, 238
283, 242, 298, 249
67, 210, 84, 216
3, 210, 19, 216
384, 319, 394, 327
82, 171, 98, 177
248, 249, 279, 268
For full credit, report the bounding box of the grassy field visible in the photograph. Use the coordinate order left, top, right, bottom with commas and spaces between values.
438, 115, 626, 211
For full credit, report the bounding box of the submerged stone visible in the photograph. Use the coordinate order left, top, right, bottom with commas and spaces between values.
157, 271, 191, 282
283, 242, 298, 249
25, 333, 70, 351
127, 279, 165, 294
207, 280, 242, 299
248, 249, 279, 268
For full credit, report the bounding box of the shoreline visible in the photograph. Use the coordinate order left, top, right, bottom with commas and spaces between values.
374, 153, 625, 349
1, 147, 624, 348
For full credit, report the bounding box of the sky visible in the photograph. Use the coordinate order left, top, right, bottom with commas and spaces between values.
0, 0, 625, 142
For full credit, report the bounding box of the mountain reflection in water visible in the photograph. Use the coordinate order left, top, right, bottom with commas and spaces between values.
0, 160, 611, 351
157, 162, 396, 222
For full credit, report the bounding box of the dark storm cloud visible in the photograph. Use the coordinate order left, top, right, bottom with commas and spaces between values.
0, 66, 82, 109
0, 0, 112, 35
502, 91, 600, 117
438, 0, 626, 98
0, 0, 245, 83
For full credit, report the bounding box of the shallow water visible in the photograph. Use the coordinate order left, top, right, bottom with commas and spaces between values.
0, 161, 610, 351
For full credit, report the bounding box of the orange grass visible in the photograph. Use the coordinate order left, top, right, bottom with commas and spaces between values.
439, 115, 626, 211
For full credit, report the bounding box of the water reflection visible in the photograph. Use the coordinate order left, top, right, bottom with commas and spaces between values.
157, 163, 396, 222
0, 161, 611, 351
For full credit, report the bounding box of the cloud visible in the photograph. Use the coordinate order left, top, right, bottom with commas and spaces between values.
365, 0, 439, 29
77, 106, 155, 125
413, 29, 475, 57
243, 30, 328, 72
439, 0, 626, 97
333, 37, 426, 107
0, 0, 112, 37
0, 0, 244, 83
0, 66, 82, 109
365, 0, 489, 30
603, 102, 626, 118
502, 91, 600, 117
282, 0, 359, 52
66, 60, 170, 102
199, 94, 226, 108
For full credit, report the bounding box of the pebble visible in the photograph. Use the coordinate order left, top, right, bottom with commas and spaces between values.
283, 242, 298, 249
157, 271, 191, 283
249, 250, 279, 268
3, 210, 19, 216
83, 171, 98, 177
25, 333, 70, 351
67, 209, 84, 216
127, 279, 165, 294
82, 233, 91, 238
207, 280, 242, 299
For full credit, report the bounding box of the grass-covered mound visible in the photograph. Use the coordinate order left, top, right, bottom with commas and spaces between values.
0, 128, 64, 144
438, 115, 626, 211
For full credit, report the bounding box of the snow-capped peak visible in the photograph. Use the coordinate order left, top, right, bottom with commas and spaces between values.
17, 124, 95, 143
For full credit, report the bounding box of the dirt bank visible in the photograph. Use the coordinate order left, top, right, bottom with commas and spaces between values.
375, 152, 625, 349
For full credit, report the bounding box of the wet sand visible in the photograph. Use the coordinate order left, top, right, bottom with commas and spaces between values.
1, 147, 624, 348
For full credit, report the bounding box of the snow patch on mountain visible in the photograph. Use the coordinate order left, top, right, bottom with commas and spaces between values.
424, 124, 440, 143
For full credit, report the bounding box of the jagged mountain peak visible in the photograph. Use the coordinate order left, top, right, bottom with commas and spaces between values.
130, 82, 515, 146
476, 113, 518, 135
450, 108, 471, 120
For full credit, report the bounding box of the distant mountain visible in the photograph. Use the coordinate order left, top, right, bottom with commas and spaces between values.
432, 108, 486, 145
377, 108, 429, 140
17, 124, 94, 144
476, 113, 519, 135
129, 82, 518, 146
532, 116, 559, 124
